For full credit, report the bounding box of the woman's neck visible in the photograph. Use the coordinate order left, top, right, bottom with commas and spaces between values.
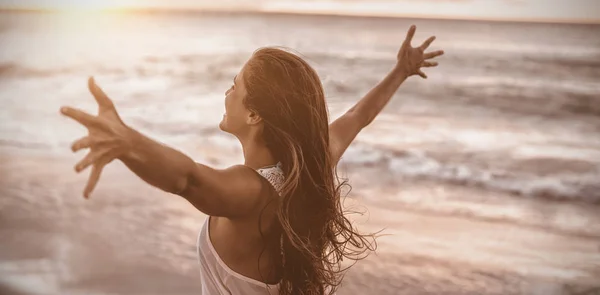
240, 137, 277, 170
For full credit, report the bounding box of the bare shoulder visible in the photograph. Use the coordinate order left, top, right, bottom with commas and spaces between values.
183, 164, 275, 218
224, 164, 281, 213
223, 164, 282, 233
222, 164, 266, 192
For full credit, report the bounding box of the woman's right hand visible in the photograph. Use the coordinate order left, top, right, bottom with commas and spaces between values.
60, 77, 134, 198
396, 25, 444, 79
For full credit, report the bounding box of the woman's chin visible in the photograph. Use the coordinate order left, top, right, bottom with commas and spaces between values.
218, 117, 228, 132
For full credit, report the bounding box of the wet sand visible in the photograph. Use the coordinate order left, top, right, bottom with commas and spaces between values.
1, 147, 599, 295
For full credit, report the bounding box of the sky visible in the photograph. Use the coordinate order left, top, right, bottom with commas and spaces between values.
0, 0, 598, 23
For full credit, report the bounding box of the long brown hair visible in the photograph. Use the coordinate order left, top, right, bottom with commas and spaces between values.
243, 47, 376, 295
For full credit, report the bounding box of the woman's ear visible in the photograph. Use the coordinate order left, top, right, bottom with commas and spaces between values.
247, 110, 263, 125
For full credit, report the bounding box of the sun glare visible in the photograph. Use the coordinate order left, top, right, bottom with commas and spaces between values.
24, 0, 140, 13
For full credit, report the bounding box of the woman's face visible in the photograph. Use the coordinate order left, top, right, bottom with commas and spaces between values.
219, 64, 252, 136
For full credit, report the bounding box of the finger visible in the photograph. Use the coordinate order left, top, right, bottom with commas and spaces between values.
418, 70, 428, 79
420, 36, 436, 51
403, 25, 416, 47
424, 50, 445, 60
71, 137, 93, 152
71, 136, 116, 152
88, 77, 114, 109
60, 107, 106, 130
421, 61, 438, 68
75, 148, 111, 173
83, 162, 105, 199
83, 148, 120, 199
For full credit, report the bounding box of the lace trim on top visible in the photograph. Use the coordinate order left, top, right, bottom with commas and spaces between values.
256, 162, 285, 197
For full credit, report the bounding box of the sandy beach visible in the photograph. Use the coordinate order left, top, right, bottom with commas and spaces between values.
2, 147, 599, 295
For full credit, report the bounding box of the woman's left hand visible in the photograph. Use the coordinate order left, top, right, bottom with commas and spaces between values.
396, 25, 444, 79
60, 77, 133, 198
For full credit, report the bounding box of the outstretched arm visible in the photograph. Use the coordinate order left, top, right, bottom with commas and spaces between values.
61, 78, 267, 218
328, 66, 408, 164
329, 25, 444, 164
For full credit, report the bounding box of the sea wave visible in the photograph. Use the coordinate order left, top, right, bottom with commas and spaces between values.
342, 143, 600, 204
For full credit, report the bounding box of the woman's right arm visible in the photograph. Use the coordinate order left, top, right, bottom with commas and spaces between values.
328, 25, 444, 165
62, 78, 267, 218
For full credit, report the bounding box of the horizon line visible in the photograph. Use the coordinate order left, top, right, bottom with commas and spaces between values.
0, 7, 598, 25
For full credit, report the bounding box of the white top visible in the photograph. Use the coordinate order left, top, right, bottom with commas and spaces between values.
197, 163, 285, 295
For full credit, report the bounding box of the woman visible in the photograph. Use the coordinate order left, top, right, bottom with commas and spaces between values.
61, 25, 443, 295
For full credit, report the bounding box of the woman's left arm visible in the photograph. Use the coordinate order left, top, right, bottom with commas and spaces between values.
329, 25, 444, 165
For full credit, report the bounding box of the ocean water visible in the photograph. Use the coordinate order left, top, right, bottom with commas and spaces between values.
1, 11, 600, 295
1, 11, 599, 202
